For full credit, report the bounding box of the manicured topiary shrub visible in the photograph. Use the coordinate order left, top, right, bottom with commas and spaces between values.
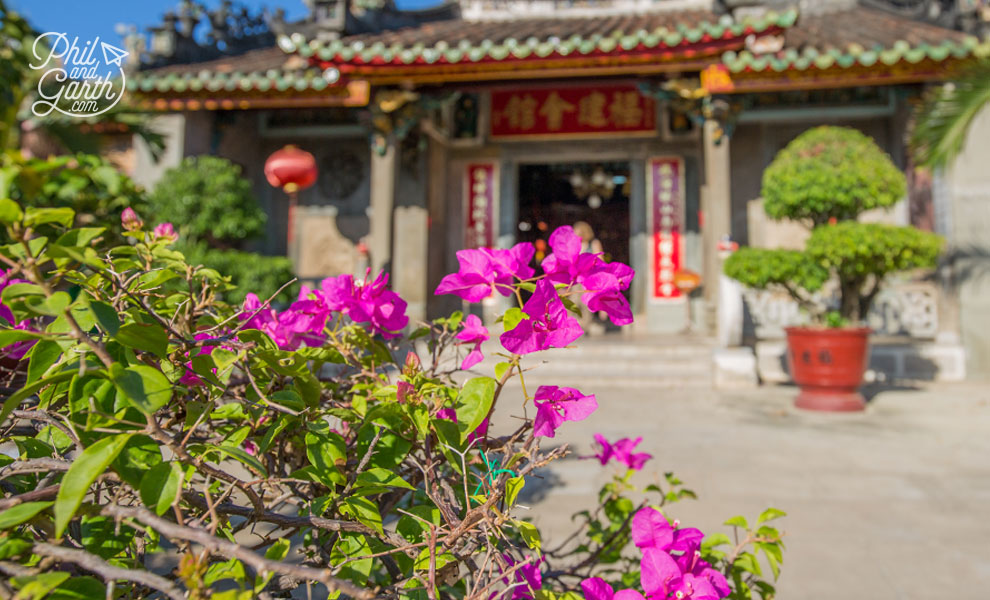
726, 126, 942, 324
148, 156, 265, 248
149, 156, 294, 301
761, 126, 906, 226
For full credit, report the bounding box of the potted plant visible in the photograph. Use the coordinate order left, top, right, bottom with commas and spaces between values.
724, 126, 943, 411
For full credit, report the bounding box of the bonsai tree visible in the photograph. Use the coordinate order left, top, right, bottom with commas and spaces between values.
149, 155, 294, 302
725, 126, 943, 324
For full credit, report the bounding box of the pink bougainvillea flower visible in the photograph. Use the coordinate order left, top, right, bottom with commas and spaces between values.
396, 380, 415, 404
435, 242, 536, 302
586, 434, 652, 470
121, 207, 143, 231
0, 270, 37, 360
580, 271, 634, 326
436, 407, 489, 444
317, 274, 357, 312
532, 385, 597, 438
499, 279, 583, 355
435, 249, 502, 302
237, 294, 327, 351
348, 271, 408, 338
541, 226, 605, 286
484, 242, 536, 289
632, 507, 704, 555
501, 554, 543, 600
242, 440, 259, 456
179, 332, 234, 386
641, 547, 684, 600
152, 222, 178, 243
581, 577, 615, 600
675, 551, 732, 600
455, 314, 489, 370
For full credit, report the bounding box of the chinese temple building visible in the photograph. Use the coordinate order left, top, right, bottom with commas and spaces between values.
128, 0, 989, 358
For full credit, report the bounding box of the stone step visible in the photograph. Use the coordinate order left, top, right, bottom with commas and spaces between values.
469, 358, 711, 378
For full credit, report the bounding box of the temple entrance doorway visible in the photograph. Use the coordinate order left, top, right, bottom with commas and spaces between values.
516, 161, 631, 270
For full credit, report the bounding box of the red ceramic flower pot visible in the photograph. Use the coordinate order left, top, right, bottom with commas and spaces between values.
784, 326, 871, 412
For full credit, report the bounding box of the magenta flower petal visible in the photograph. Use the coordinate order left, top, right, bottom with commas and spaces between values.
580, 577, 614, 600
533, 401, 566, 438
640, 547, 683, 598
499, 279, 583, 355
632, 507, 674, 550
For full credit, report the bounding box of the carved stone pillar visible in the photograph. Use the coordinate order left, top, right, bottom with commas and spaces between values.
369, 137, 398, 274
702, 120, 732, 333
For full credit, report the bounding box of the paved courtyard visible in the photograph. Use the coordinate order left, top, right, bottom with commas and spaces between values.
491, 376, 990, 599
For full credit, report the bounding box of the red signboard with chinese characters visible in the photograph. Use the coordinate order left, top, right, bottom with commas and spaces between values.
465, 162, 497, 249
648, 157, 684, 300
490, 85, 656, 139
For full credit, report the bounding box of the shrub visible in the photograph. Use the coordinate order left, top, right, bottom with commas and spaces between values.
148, 155, 266, 247
727, 126, 941, 324
762, 126, 906, 226
0, 205, 785, 600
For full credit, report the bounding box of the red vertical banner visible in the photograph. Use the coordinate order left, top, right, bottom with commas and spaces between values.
648, 157, 684, 300
465, 162, 498, 249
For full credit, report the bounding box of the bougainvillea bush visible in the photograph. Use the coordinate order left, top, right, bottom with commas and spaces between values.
0, 198, 784, 600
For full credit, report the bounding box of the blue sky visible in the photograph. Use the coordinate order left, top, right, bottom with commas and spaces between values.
11, 0, 442, 48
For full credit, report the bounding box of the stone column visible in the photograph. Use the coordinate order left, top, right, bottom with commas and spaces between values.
393, 146, 429, 325
369, 136, 398, 274
702, 120, 731, 333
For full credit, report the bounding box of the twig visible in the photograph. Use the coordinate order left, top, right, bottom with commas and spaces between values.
33, 543, 184, 600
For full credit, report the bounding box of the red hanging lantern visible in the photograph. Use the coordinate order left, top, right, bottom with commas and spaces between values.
265, 145, 317, 249
265, 145, 317, 193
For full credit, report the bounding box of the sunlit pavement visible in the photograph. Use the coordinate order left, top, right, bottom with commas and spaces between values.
489, 378, 990, 600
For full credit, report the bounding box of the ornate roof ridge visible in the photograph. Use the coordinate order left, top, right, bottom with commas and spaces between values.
281, 8, 797, 67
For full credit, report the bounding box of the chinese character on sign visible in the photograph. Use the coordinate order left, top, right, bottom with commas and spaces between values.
650, 157, 683, 300
577, 91, 608, 128
539, 92, 576, 131
465, 163, 497, 249
609, 91, 643, 128
502, 94, 538, 130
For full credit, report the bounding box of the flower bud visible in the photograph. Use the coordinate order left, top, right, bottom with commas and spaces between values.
153, 222, 178, 243
121, 207, 143, 231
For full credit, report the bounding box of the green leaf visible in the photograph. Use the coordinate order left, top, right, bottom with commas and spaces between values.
114, 322, 168, 357
204, 558, 246, 586
494, 361, 512, 381
455, 376, 495, 443
724, 515, 749, 530
112, 435, 163, 487
515, 519, 542, 552
756, 507, 787, 524
26, 339, 61, 384
734, 551, 762, 576
0, 501, 53, 529
28, 291, 71, 317
88, 300, 120, 336
47, 576, 105, 600
110, 363, 172, 414
413, 547, 456, 570
503, 308, 527, 331
11, 572, 71, 599
0, 198, 23, 224
0, 329, 46, 348
255, 539, 291, 591
0, 370, 75, 425
505, 476, 525, 507
189, 443, 267, 477
24, 207, 75, 228
342, 497, 383, 534
355, 468, 415, 491
139, 462, 183, 516
55, 434, 133, 537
